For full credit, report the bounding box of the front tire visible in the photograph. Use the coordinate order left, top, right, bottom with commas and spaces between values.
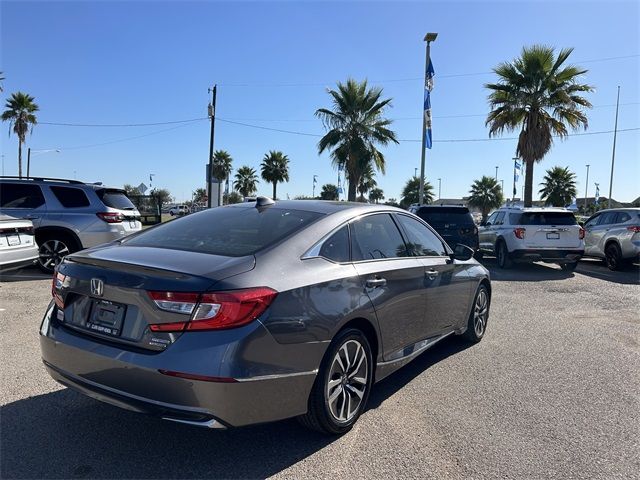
462, 284, 490, 343
496, 241, 513, 269
298, 328, 373, 435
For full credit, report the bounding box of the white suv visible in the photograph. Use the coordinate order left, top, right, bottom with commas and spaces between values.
478, 206, 585, 270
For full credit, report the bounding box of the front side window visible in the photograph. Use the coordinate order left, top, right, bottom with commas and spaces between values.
350, 214, 409, 261
319, 225, 350, 263
396, 214, 447, 257
51, 186, 90, 208
0, 183, 45, 209
584, 214, 600, 228
485, 212, 498, 226
494, 212, 506, 225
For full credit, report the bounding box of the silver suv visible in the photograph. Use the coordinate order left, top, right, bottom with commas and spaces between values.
583, 208, 640, 270
0, 177, 141, 272
478, 206, 584, 270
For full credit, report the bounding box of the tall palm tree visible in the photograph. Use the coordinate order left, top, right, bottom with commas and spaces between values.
468, 176, 504, 222
211, 150, 233, 205
539, 166, 577, 207
357, 164, 377, 202
400, 176, 433, 209
369, 187, 384, 204
233, 166, 258, 198
485, 45, 593, 207
260, 150, 290, 199
1, 92, 39, 178
320, 184, 339, 200
316, 78, 398, 202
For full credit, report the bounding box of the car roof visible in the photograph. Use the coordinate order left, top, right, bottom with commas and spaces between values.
225, 199, 404, 216
0, 176, 123, 191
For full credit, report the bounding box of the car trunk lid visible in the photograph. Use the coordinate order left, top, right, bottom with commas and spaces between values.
516, 212, 582, 249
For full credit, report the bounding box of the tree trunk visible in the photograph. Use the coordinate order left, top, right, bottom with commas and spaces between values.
482, 207, 489, 222
18, 141, 22, 178
272, 182, 277, 200
524, 159, 534, 207
347, 179, 357, 202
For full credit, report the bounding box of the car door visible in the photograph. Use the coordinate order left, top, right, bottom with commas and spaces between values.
589, 211, 617, 255
0, 183, 47, 227
350, 213, 427, 359
395, 213, 472, 335
583, 213, 601, 255
478, 211, 499, 252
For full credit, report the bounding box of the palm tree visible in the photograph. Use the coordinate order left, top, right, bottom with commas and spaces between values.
233, 166, 258, 198
1, 92, 39, 178
369, 187, 384, 204
539, 166, 577, 207
0, 72, 4, 92
260, 150, 290, 199
468, 176, 504, 222
400, 176, 433, 209
357, 164, 377, 202
316, 78, 398, 202
211, 150, 233, 205
320, 184, 339, 200
485, 45, 593, 207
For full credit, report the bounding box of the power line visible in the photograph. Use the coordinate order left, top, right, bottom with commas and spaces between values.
39, 117, 207, 127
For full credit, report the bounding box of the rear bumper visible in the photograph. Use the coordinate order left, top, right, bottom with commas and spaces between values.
511, 249, 584, 263
0, 247, 38, 272
39, 302, 322, 428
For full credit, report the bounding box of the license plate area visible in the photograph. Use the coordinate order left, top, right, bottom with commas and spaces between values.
7, 234, 20, 246
546, 232, 560, 240
86, 299, 126, 337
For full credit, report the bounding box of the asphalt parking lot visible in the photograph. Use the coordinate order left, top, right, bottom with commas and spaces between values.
1, 260, 639, 479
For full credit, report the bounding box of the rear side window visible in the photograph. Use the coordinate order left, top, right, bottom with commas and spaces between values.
616, 212, 631, 224
126, 206, 323, 256
319, 226, 350, 262
351, 213, 409, 261
396, 215, 447, 257
0, 183, 45, 208
50, 186, 90, 208
97, 189, 136, 210
513, 212, 577, 226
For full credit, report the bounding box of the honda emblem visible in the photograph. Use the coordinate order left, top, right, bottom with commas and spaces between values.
90, 278, 104, 297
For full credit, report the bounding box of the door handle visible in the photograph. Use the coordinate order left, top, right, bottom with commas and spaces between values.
25, 215, 39, 220
426, 269, 439, 280
365, 277, 387, 288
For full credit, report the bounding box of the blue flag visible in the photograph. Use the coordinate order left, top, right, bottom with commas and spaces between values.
426, 59, 435, 92
594, 183, 600, 205
424, 89, 432, 149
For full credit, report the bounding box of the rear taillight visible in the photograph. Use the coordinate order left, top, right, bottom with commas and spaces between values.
627, 226, 640, 233
579, 227, 586, 239
52, 271, 66, 308
147, 287, 278, 332
96, 212, 124, 223
513, 227, 526, 239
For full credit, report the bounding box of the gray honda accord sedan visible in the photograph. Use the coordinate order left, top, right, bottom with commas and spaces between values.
41, 199, 491, 434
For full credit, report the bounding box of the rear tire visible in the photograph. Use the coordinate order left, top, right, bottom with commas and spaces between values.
298, 328, 373, 435
605, 243, 622, 271
496, 241, 513, 269
37, 232, 79, 273
462, 284, 490, 343
560, 262, 578, 271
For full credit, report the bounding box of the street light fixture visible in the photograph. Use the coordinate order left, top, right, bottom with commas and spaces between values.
26, 148, 61, 178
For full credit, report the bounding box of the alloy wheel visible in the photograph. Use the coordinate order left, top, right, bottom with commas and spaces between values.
605, 245, 620, 270
39, 239, 70, 270
326, 339, 368, 423
473, 289, 489, 337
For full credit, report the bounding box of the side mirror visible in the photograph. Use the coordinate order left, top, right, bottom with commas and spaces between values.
452, 244, 474, 262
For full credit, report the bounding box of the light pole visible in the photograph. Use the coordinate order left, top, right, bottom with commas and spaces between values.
207, 85, 218, 208
500, 179, 504, 193
437, 178, 441, 200
419, 32, 437, 205
608, 86, 620, 209
414, 167, 418, 178
584, 164, 590, 214
27, 148, 61, 178
495, 165, 499, 181
312, 175, 318, 198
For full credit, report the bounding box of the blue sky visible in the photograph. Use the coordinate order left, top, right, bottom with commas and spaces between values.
1, 0, 638, 203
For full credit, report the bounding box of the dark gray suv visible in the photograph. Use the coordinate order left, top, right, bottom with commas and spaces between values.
41, 200, 491, 434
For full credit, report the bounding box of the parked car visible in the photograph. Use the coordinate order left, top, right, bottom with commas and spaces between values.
583, 208, 640, 270
408, 204, 479, 253
0, 177, 142, 273
478, 206, 584, 270
169, 205, 190, 216
41, 199, 491, 434
0, 215, 38, 273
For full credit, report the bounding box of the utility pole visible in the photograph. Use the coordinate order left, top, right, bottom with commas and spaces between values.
419, 32, 437, 205
584, 164, 590, 214
608, 86, 620, 209
27, 148, 31, 179
207, 85, 217, 209
437, 178, 441, 200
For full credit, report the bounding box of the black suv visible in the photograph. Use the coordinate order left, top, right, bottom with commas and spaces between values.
408, 205, 479, 253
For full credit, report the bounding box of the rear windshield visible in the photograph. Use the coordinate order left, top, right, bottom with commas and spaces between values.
125, 206, 323, 256
97, 189, 136, 210
511, 212, 577, 225
417, 208, 473, 225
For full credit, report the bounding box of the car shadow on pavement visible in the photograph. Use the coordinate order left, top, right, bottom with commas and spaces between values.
0, 266, 50, 282
575, 258, 640, 285
479, 257, 575, 282
1, 338, 470, 479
